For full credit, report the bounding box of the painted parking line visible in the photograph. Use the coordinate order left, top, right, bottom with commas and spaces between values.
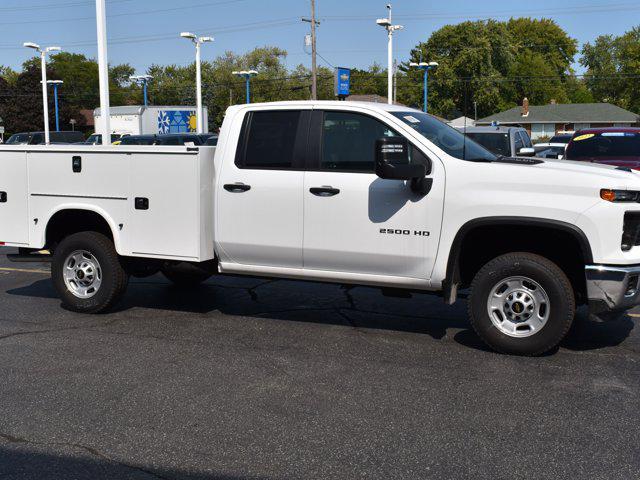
0, 267, 50, 275
628, 313, 640, 318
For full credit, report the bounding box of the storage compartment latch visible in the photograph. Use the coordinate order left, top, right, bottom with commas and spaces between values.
72, 156, 82, 173
135, 197, 149, 210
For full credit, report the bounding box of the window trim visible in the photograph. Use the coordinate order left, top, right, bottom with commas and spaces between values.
234, 110, 310, 171
308, 109, 432, 174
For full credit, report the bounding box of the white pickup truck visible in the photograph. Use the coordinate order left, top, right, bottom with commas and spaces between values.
1, 101, 639, 355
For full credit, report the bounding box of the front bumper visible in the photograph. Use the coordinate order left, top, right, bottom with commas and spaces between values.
586, 264, 640, 313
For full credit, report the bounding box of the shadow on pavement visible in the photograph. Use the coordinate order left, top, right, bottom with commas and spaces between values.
5, 276, 635, 352
0, 445, 263, 480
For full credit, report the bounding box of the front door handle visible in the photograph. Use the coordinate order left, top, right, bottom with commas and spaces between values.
224, 183, 251, 193
310, 186, 340, 197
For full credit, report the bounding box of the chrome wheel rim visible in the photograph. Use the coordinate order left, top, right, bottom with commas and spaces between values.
486, 276, 550, 338
62, 250, 102, 299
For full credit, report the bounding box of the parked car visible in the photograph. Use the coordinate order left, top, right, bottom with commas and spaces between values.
119, 135, 157, 145
548, 133, 573, 145
534, 144, 566, 159
82, 133, 127, 145
461, 126, 535, 157
5, 131, 85, 145
564, 127, 640, 170
204, 135, 219, 146
197, 133, 217, 144
118, 134, 204, 146
3, 101, 640, 356
155, 133, 203, 146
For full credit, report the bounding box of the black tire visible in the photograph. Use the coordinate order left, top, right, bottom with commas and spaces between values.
161, 263, 212, 287
468, 252, 575, 356
51, 232, 129, 313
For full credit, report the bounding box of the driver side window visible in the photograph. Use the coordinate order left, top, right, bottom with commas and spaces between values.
319, 111, 430, 173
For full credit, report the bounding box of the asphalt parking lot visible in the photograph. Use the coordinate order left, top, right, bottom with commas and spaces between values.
0, 247, 638, 480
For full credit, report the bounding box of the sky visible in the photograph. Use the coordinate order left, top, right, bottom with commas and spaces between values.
0, 0, 639, 75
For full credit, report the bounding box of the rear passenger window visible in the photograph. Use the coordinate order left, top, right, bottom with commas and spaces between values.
238, 111, 301, 169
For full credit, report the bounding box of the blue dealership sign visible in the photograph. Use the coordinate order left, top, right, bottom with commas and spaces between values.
335, 67, 351, 97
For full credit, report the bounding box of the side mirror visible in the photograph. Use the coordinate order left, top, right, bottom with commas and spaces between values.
375, 137, 426, 180
517, 147, 536, 157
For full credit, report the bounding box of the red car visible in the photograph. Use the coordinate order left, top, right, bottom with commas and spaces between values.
564, 127, 640, 170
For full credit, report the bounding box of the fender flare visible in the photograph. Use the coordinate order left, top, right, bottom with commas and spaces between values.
443, 216, 594, 303
41, 203, 122, 253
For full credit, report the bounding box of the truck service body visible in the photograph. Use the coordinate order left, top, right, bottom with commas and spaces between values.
1, 101, 639, 355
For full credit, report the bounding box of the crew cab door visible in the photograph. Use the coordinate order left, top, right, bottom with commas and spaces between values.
303, 109, 444, 281
216, 108, 309, 268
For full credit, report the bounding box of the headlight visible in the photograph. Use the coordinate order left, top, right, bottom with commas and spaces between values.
600, 189, 640, 202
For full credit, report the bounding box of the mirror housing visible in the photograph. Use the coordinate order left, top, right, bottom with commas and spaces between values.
517, 147, 536, 157
375, 137, 426, 180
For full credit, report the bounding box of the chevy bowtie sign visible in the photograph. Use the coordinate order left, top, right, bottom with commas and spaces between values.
334, 67, 351, 98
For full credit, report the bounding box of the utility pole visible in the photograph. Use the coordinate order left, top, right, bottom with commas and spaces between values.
302, 0, 320, 100
393, 59, 398, 104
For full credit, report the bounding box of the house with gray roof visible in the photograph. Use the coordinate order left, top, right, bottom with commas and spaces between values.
477, 99, 639, 141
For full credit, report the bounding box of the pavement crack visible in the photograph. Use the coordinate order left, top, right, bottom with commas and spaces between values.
246, 279, 277, 302
0, 431, 172, 480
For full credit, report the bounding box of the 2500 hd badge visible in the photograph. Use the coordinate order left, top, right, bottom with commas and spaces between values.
380, 228, 430, 237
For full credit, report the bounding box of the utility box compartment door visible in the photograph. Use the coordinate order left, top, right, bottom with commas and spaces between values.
0, 151, 29, 245
127, 152, 203, 260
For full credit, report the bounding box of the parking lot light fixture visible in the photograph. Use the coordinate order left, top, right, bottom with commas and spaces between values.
376, 4, 403, 105
24, 43, 61, 144
180, 33, 214, 133
409, 61, 439, 113
130, 75, 153, 107
232, 70, 258, 104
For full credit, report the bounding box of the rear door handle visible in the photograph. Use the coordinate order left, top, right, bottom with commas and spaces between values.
224, 183, 251, 193
310, 186, 340, 197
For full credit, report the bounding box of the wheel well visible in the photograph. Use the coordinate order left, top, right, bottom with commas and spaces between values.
449, 222, 590, 304
45, 210, 114, 250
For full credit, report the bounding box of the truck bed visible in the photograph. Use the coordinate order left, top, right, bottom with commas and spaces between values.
0, 145, 215, 262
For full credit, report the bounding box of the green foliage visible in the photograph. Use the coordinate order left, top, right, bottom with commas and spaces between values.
399, 18, 581, 119
581, 27, 640, 112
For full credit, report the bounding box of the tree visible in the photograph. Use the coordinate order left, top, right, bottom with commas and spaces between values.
581, 27, 640, 112
400, 18, 578, 119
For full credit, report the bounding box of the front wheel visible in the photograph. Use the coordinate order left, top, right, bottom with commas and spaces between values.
468, 253, 575, 356
52, 232, 129, 313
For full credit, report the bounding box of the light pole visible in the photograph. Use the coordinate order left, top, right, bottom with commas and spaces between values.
23, 42, 61, 144
180, 32, 213, 134
376, 4, 403, 105
409, 61, 438, 113
130, 75, 153, 106
232, 70, 258, 104
47, 80, 64, 131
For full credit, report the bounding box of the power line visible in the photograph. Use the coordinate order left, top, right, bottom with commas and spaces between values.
0, 0, 250, 26
0, 0, 133, 13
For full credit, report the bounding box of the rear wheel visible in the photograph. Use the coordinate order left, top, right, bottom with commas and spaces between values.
162, 263, 212, 287
52, 232, 129, 313
468, 252, 575, 356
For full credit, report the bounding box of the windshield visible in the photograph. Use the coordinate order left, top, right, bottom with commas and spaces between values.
466, 132, 511, 157
550, 135, 571, 144
391, 112, 496, 161
6, 133, 30, 144
566, 132, 640, 160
